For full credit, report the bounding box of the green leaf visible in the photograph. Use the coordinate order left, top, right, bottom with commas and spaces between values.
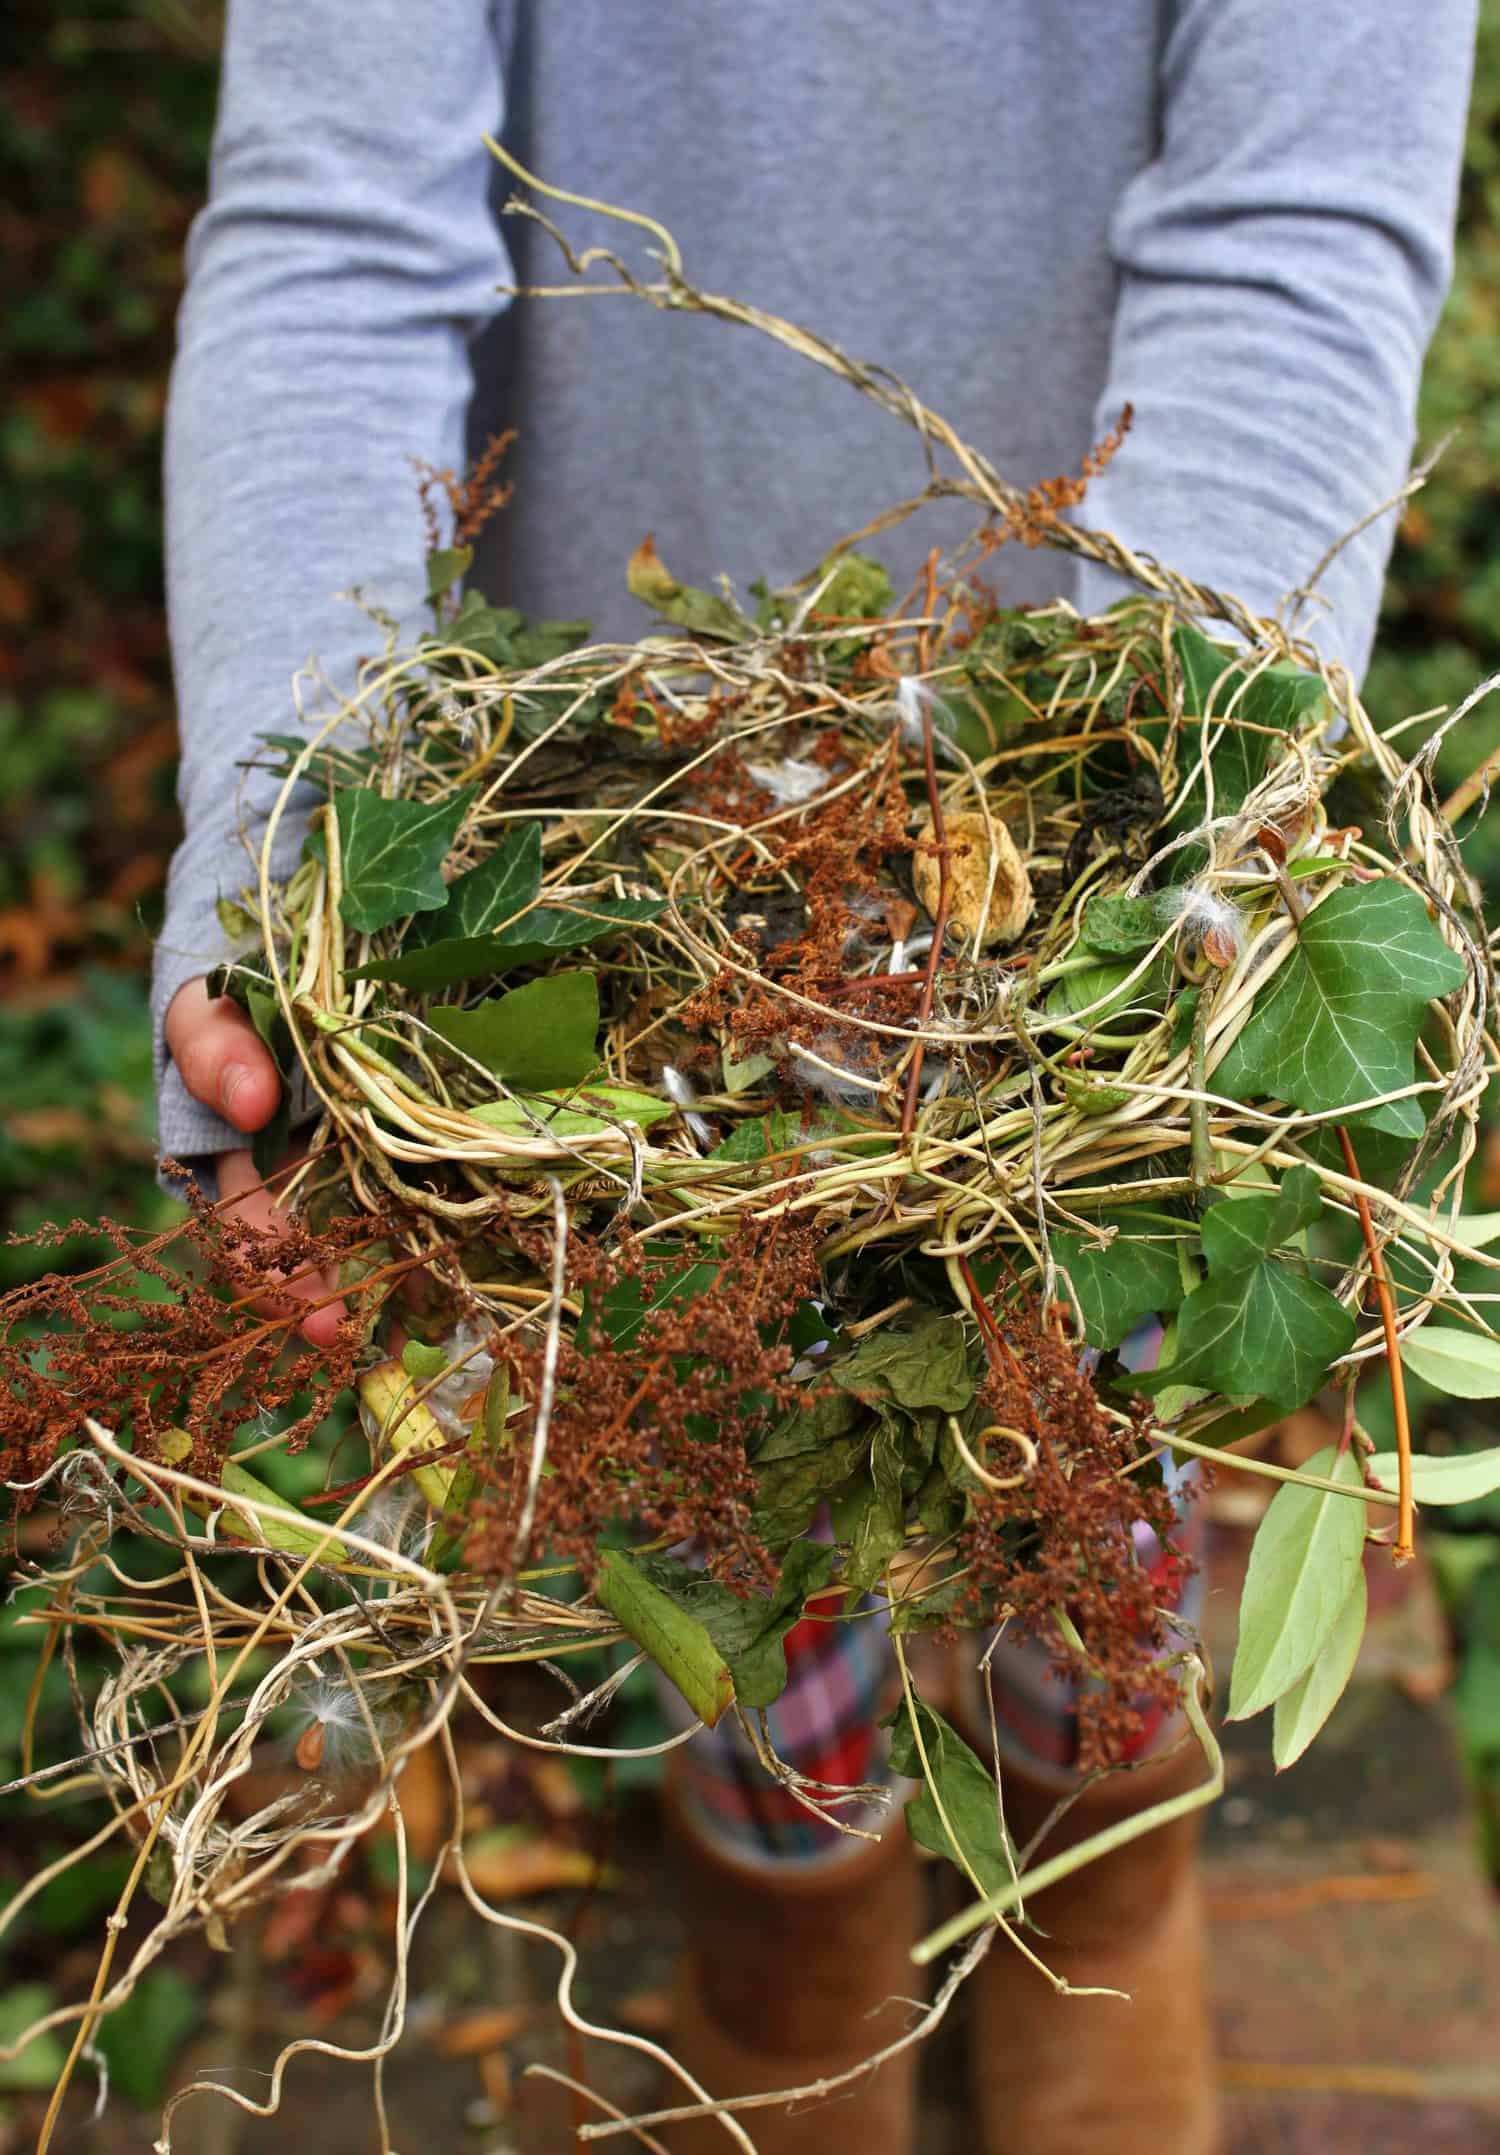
0, 1984, 69, 2092
1051, 1217, 1185, 1350
417, 822, 542, 941
1045, 951, 1170, 1028
1396, 1327, 1500, 1399
831, 1308, 976, 1414
427, 971, 599, 1088
753, 1420, 872, 1545
1368, 1444, 1500, 1504
312, 786, 476, 935
401, 1339, 449, 1381
632, 1543, 841, 1710
627, 534, 749, 641
835, 1415, 910, 1593
469, 1083, 675, 1140
95, 1968, 201, 2107
1079, 894, 1159, 956
593, 1548, 735, 1726
426, 544, 473, 603
1228, 1443, 1368, 1720
1272, 1566, 1367, 1769
1213, 881, 1467, 1138
584, 1260, 721, 1352
219, 1462, 341, 1562
1182, 638, 1326, 815
1445, 1212, 1500, 1252
887, 1699, 1016, 1895
354, 895, 663, 990
709, 1110, 814, 1163
1135, 1168, 1355, 1415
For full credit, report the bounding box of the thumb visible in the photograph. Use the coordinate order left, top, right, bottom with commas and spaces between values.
165, 976, 282, 1132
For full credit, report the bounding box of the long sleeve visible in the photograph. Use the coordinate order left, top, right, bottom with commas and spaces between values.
152, 0, 508, 1178
1072, 0, 1476, 679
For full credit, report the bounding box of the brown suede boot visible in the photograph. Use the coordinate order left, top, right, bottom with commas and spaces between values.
657, 1783, 923, 2154
970, 1742, 1220, 2155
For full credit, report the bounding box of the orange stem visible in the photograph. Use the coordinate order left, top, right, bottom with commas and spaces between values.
1337, 1125, 1413, 1563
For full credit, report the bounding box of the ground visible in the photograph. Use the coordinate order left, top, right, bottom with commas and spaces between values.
28, 1511, 1500, 2155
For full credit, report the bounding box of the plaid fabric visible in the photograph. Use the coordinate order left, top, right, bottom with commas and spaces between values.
662, 1322, 1206, 1865
660, 1587, 903, 1865
978, 1488, 1208, 1774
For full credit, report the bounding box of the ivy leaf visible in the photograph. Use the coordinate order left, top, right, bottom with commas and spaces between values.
1134, 1167, 1354, 1414
1272, 1565, 1367, 1770
417, 822, 542, 942
354, 895, 663, 991
1213, 881, 1467, 1138
427, 971, 599, 1088
1394, 1326, 1500, 1399
465, 895, 665, 971
1045, 951, 1170, 1027
310, 786, 476, 935
1051, 1217, 1185, 1350
1228, 1443, 1367, 1720
593, 1549, 735, 1727
1167, 629, 1327, 828
886, 1699, 1016, 1895
627, 533, 749, 641
831, 1308, 976, 1414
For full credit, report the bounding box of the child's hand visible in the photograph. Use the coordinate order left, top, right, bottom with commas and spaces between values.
165, 977, 347, 1347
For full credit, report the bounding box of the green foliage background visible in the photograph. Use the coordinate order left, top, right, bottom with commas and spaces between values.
0, 1, 1498, 2103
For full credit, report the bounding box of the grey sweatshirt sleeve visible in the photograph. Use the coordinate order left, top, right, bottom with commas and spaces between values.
1072, 0, 1476, 674
151, 0, 508, 1183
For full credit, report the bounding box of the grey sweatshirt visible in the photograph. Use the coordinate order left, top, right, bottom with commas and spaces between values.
154, 0, 1476, 1183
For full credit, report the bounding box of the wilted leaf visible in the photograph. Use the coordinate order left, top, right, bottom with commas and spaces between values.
1273, 1565, 1367, 1769
469, 1083, 674, 1140
1214, 880, 1467, 1138
1228, 1443, 1368, 1721
1079, 894, 1159, 956
627, 533, 748, 641
887, 1699, 1016, 1894
219, 1461, 341, 1561
460, 1829, 600, 1899
632, 1541, 840, 1709
831, 1307, 976, 1414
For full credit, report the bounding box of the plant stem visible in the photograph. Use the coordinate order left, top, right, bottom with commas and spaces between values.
1336, 1124, 1414, 1562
